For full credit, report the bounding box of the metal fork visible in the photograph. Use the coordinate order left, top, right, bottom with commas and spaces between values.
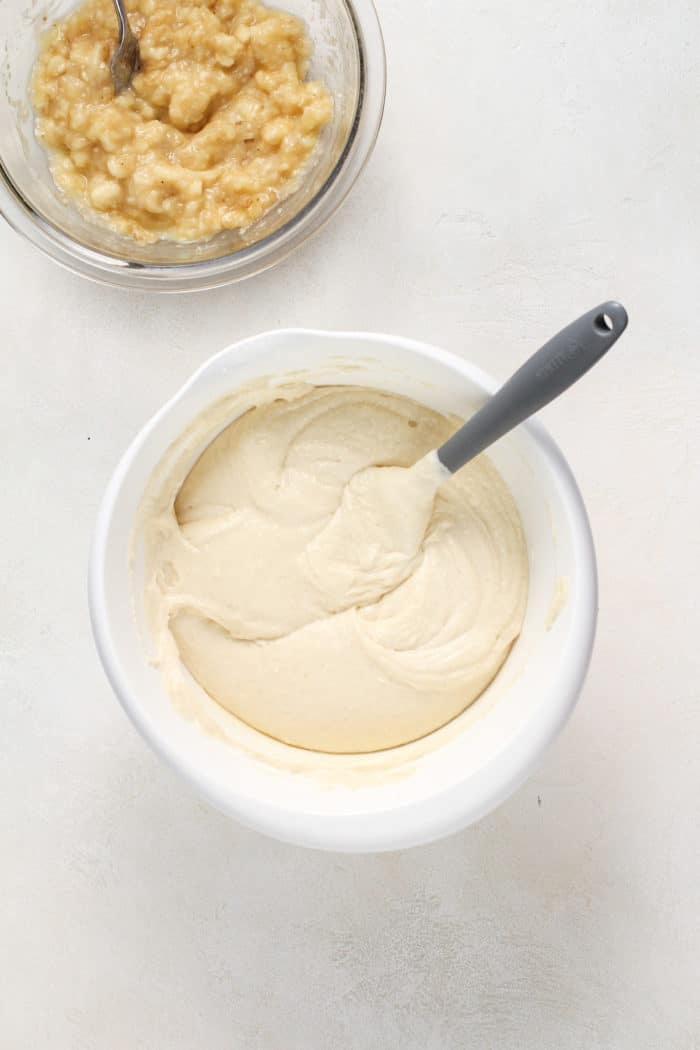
110, 0, 140, 94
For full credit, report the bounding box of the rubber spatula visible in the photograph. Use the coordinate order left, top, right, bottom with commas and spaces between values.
436, 301, 628, 474
306, 301, 629, 599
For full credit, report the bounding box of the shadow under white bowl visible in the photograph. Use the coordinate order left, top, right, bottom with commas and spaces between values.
89, 329, 597, 852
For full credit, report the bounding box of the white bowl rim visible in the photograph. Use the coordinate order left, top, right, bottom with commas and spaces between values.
88, 328, 598, 851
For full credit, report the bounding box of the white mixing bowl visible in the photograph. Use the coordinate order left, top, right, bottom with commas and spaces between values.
89, 329, 597, 851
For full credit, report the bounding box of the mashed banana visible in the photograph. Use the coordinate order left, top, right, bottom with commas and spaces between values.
139, 382, 529, 754
31, 0, 332, 243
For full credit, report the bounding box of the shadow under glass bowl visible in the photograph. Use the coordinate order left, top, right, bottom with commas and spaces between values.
0, 0, 385, 291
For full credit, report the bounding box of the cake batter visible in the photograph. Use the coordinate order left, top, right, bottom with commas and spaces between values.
139, 381, 528, 753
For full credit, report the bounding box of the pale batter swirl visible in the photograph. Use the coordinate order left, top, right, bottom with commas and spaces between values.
140, 382, 529, 753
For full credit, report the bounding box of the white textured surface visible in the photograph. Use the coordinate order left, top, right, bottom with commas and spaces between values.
2, 0, 699, 1045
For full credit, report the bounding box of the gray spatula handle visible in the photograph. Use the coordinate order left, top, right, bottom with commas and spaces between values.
437, 300, 628, 474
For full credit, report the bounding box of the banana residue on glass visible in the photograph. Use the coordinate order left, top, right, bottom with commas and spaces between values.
139, 381, 529, 753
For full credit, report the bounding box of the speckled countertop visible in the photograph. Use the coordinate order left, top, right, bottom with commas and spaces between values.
2, 1, 699, 1046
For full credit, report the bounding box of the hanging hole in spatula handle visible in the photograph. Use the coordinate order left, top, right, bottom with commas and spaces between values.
593, 302, 627, 336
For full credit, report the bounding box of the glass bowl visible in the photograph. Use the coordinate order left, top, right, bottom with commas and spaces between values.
0, 0, 385, 291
